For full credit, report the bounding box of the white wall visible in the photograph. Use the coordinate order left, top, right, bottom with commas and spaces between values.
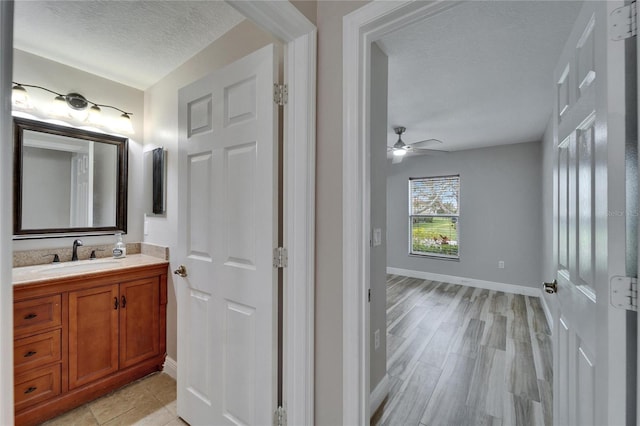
387, 141, 543, 288
12, 49, 145, 250
369, 42, 388, 396
143, 19, 280, 363
315, 2, 368, 423
22, 147, 71, 228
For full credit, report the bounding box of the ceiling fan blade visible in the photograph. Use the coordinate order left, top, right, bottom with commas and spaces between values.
409, 138, 443, 148
409, 147, 448, 156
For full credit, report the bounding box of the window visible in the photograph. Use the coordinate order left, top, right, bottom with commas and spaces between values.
409, 175, 460, 258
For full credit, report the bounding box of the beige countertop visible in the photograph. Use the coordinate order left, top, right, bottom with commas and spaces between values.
13, 254, 169, 286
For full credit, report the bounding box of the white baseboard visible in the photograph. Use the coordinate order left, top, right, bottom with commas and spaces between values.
370, 374, 389, 418
538, 290, 554, 332
386, 267, 540, 297
163, 356, 177, 380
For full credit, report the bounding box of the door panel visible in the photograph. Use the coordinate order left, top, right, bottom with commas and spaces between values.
68, 284, 119, 389
119, 277, 160, 368
177, 44, 279, 426
552, 2, 630, 425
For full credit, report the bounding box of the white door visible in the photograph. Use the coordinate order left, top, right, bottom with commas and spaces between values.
552, 2, 631, 425
176, 44, 279, 426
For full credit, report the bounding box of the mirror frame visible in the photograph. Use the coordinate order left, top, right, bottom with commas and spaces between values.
13, 117, 128, 238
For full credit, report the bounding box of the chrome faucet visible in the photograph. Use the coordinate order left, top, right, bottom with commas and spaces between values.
72, 239, 83, 261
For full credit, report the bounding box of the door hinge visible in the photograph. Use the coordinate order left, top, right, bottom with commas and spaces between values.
611, 1, 637, 41
610, 276, 638, 311
274, 83, 288, 106
274, 406, 286, 426
273, 247, 288, 268
368, 288, 371, 302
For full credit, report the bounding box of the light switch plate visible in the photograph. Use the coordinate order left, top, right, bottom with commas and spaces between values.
373, 228, 382, 246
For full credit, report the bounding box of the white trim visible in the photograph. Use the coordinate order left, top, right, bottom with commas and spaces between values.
227, 2, 315, 41
343, 2, 484, 423
163, 356, 178, 380
538, 291, 554, 332
0, 2, 14, 424
369, 374, 389, 418
225, 3, 316, 425
386, 267, 540, 297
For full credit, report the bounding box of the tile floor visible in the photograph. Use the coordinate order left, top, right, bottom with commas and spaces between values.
42, 372, 185, 426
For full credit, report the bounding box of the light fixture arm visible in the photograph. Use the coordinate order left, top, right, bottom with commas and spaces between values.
12, 81, 133, 116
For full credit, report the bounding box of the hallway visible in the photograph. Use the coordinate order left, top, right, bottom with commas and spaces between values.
372, 275, 552, 425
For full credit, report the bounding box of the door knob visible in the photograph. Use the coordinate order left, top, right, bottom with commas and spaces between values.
174, 265, 188, 277
543, 280, 558, 294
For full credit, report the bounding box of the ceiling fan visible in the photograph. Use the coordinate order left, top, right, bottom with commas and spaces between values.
388, 126, 447, 164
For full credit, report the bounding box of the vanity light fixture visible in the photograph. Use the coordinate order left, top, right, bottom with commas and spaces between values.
11, 82, 134, 134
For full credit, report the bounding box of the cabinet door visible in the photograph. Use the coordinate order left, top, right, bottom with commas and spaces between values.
68, 284, 119, 389
119, 277, 160, 369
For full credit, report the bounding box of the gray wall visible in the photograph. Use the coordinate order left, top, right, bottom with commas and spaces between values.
387, 141, 543, 288
369, 42, 388, 395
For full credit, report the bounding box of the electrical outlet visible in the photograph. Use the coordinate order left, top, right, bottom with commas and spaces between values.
374, 329, 380, 350
498, 261, 505, 269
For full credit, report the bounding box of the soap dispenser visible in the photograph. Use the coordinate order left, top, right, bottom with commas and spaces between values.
113, 232, 127, 259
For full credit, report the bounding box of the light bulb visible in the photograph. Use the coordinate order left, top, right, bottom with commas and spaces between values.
12, 84, 31, 109
116, 113, 134, 134
51, 95, 69, 118
393, 148, 407, 157
87, 104, 102, 125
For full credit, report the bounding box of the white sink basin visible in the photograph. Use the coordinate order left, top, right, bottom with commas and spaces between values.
38, 260, 122, 274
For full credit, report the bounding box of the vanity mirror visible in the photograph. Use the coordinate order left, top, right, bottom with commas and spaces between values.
13, 117, 128, 238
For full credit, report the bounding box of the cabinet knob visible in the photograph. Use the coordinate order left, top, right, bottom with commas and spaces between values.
174, 265, 188, 277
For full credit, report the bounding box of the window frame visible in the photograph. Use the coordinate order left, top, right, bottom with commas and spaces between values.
408, 174, 460, 260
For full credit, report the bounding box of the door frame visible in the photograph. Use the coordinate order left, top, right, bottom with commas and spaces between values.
225, 3, 316, 424
342, 2, 461, 422
0, 1, 13, 424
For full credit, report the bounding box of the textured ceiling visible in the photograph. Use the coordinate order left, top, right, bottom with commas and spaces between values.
14, 0, 245, 90
377, 1, 583, 152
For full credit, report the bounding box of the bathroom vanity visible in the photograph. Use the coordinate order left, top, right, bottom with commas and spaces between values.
13, 255, 168, 426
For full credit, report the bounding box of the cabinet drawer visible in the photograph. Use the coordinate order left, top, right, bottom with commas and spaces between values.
14, 364, 61, 412
14, 295, 61, 337
14, 330, 61, 373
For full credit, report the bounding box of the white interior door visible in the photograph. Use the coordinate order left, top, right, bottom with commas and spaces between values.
552, 2, 630, 425
176, 44, 279, 426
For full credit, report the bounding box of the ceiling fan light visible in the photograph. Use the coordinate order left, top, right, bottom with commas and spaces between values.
393, 148, 407, 156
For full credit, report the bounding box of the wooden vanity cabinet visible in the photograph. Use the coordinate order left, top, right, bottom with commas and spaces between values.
14, 262, 168, 426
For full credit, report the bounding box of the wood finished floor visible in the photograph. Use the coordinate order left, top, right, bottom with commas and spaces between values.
371, 275, 552, 426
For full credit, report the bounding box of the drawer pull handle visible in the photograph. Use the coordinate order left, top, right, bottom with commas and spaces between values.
24, 351, 37, 358
114, 297, 119, 310
24, 386, 37, 394
121, 295, 126, 308
24, 313, 37, 320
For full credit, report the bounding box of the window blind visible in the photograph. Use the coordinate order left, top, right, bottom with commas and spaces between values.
409, 175, 460, 216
